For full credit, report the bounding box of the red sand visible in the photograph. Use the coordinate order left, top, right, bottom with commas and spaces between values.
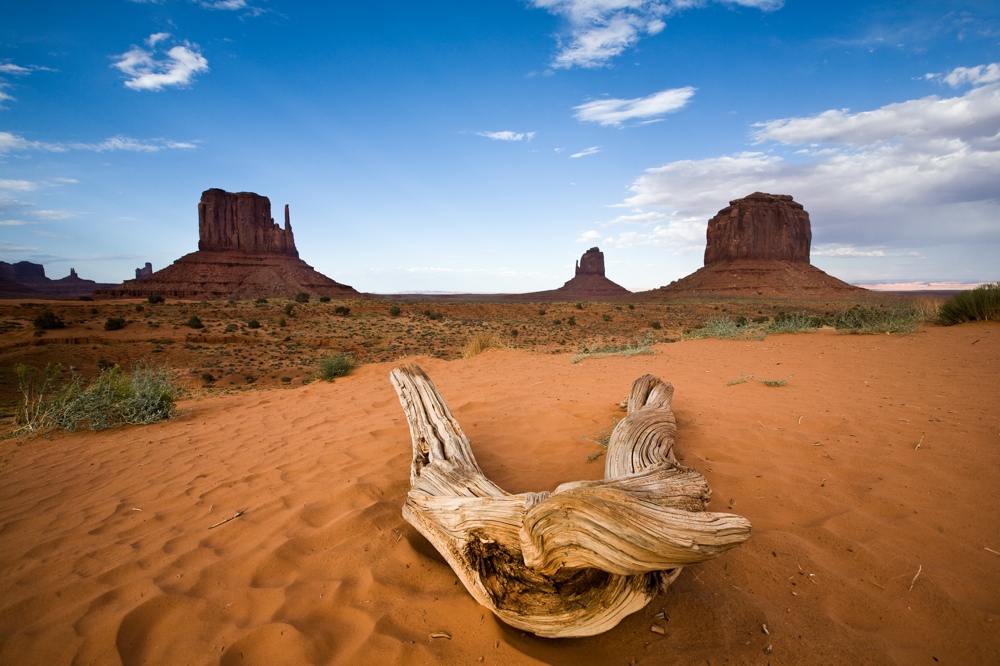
1, 324, 998, 665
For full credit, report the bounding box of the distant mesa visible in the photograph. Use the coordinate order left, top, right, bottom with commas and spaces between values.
516, 247, 630, 301
643, 192, 864, 299
99, 189, 358, 300
0, 261, 115, 299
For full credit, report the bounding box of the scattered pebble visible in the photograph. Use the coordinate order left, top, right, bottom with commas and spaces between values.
430, 632, 451, 640
650, 625, 665, 635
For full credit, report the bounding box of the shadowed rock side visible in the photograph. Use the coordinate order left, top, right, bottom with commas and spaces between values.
643, 193, 863, 300
513, 247, 631, 301
0, 261, 115, 298
98, 189, 357, 300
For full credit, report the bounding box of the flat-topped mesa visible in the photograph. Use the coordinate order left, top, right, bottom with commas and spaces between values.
576, 247, 606, 276
704, 192, 810, 265
197, 188, 298, 257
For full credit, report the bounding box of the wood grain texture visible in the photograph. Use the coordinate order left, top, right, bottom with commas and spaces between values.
389, 363, 751, 637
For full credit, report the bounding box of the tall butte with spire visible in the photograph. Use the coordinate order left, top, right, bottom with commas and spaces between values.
643, 192, 863, 299
100, 189, 358, 299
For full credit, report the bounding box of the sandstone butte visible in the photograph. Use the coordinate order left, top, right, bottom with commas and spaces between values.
514, 247, 631, 301
0, 262, 115, 299
644, 192, 865, 299
98, 189, 358, 300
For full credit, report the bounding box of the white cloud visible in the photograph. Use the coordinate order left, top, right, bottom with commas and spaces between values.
574, 87, 695, 126
605, 210, 671, 225
570, 146, 601, 158
615, 78, 1000, 250
0, 130, 196, 155
529, 1, 783, 69
201, 0, 247, 9
577, 229, 601, 243
927, 62, 1000, 88
33, 209, 76, 220
0, 62, 31, 75
0, 219, 33, 226
112, 35, 209, 91
0, 179, 39, 192
812, 245, 887, 258
476, 130, 537, 141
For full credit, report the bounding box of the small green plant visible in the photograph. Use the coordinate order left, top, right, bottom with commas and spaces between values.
278, 317, 287, 327
757, 375, 791, 387
295, 292, 310, 303
686, 316, 766, 341
567, 316, 576, 326
389, 305, 401, 316
185, 315, 204, 329
424, 310, 443, 321
147, 292, 165, 304
510, 328, 519, 337
649, 321, 661, 330
284, 303, 295, 316
202, 372, 215, 384
462, 331, 506, 358
939, 282, 1000, 325
334, 306, 351, 317
33, 311, 65, 330
247, 319, 261, 329
538, 308, 547, 316
78, 295, 93, 301
319, 295, 331, 303
572, 334, 655, 363
602, 314, 612, 322
255, 297, 268, 305
317, 353, 355, 381
832, 305, 921, 335
628, 304, 635, 309
280, 376, 292, 383
585, 418, 619, 460
225, 323, 238, 332
576, 302, 584, 310
135, 304, 144, 312
104, 316, 127, 331
727, 372, 753, 385
768, 312, 820, 334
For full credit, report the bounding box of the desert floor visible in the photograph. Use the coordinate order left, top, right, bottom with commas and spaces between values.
0, 319, 997, 665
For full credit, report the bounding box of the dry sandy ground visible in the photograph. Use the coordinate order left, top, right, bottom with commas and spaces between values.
0, 324, 997, 665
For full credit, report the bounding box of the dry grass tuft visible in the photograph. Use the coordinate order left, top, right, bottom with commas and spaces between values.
462, 331, 507, 358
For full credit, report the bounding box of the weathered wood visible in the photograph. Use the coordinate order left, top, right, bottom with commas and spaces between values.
390, 363, 751, 638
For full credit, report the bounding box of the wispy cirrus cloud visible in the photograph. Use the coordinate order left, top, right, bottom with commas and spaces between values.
570, 146, 601, 158
476, 130, 537, 141
925, 62, 1000, 88
529, 1, 782, 69
0, 178, 40, 192
574, 86, 695, 126
0, 131, 197, 155
112, 33, 209, 91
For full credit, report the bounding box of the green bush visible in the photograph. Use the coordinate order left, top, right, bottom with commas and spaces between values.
79, 295, 93, 301
147, 292, 165, 304
319, 295, 331, 303
247, 319, 261, 329
317, 353, 355, 381
575, 302, 584, 310
284, 303, 295, 316
687, 316, 766, 340
939, 283, 1000, 325
33, 311, 65, 330
389, 305, 401, 316
202, 372, 215, 383
649, 321, 661, 330
12, 361, 179, 435
768, 312, 820, 334
832, 305, 921, 335
278, 317, 287, 327
185, 315, 204, 329
295, 292, 310, 303
255, 297, 268, 304
135, 304, 144, 312
104, 316, 127, 331
567, 316, 576, 326
334, 306, 350, 317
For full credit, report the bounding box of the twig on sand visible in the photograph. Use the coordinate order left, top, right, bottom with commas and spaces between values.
209, 509, 246, 530
915, 435, 924, 450
909, 565, 922, 591
985, 547, 1000, 556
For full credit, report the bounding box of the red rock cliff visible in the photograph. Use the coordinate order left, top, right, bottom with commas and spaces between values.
704, 192, 810, 265
197, 189, 298, 257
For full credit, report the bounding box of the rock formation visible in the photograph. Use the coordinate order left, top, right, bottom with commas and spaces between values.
514, 247, 630, 301
135, 263, 153, 279
643, 193, 863, 299
98, 189, 358, 300
0, 261, 115, 298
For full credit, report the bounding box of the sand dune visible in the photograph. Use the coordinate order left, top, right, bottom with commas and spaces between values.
1, 324, 998, 665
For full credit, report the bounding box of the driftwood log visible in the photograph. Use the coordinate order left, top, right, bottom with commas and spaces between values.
389, 364, 751, 638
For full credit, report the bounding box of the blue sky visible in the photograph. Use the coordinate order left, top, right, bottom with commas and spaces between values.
1, 0, 998, 293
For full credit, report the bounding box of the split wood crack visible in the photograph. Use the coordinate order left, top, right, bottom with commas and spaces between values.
390, 363, 751, 637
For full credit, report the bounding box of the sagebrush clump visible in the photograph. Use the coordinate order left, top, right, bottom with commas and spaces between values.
939, 282, 1000, 325
317, 353, 355, 381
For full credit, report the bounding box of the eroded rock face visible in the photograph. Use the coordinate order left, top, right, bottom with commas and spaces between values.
576, 247, 606, 276
135, 263, 153, 279
704, 192, 810, 265
197, 189, 298, 257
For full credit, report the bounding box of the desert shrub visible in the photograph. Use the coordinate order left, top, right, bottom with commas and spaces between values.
255, 297, 268, 304
510, 328, 519, 337
317, 353, 355, 381
462, 331, 506, 358
768, 312, 820, 334
202, 373, 215, 383
832, 305, 921, 335
686, 316, 766, 341
295, 292, 310, 303
319, 295, 331, 303
284, 303, 295, 316
602, 314, 612, 322
538, 308, 547, 316
389, 305, 401, 316
649, 321, 661, 330
939, 283, 1000, 325
573, 334, 655, 364
280, 376, 292, 383
97, 359, 115, 372
135, 304, 144, 312
33, 311, 65, 330
278, 317, 287, 327
584, 418, 620, 460
90, 307, 99, 315
225, 323, 238, 332
34, 311, 65, 329
147, 292, 164, 304
334, 306, 350, 317
247, 319, 261, 329
423, 310, 443, 320
79, 295, 93, 301
567, 316, 576, 326
185, 315, 204, 329
628, 304, 634, 309
12, 361, 179, 435
576, 302, 584, 310
104, 316, 127, 331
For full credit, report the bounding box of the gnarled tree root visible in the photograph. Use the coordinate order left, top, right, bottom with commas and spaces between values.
390, 364, 751, 638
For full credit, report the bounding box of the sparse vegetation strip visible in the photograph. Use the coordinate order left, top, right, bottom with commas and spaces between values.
938, 282, 1000, 325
